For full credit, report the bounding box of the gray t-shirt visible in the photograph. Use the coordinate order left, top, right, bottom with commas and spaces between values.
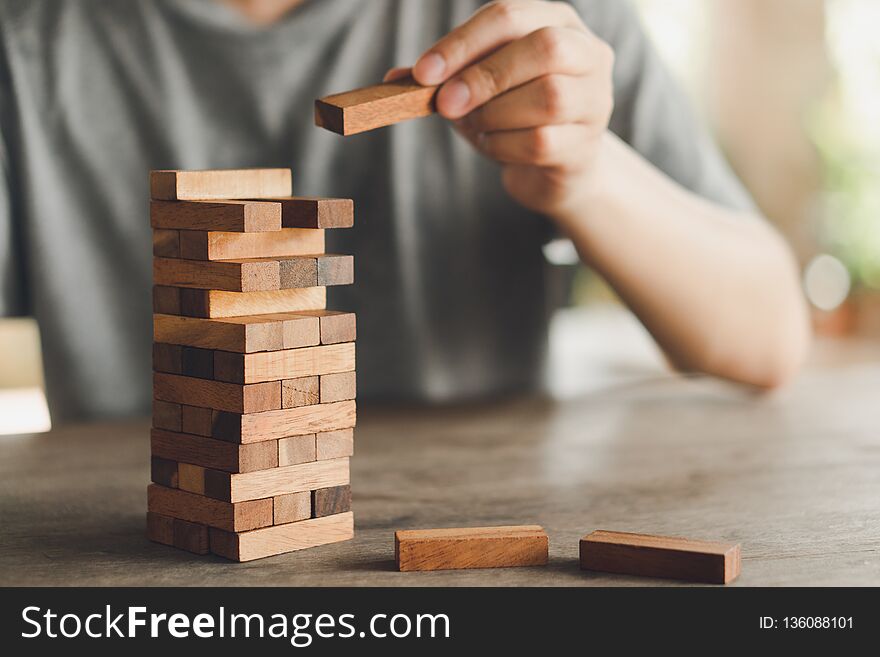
0, 0, 753, 422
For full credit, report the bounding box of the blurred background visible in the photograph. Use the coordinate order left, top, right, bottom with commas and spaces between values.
1, 0, 878, 433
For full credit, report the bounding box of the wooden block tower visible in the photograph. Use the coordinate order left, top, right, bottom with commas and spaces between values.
146, 168, 356, 562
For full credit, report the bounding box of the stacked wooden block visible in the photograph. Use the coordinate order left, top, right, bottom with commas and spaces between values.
146, 168, 356, 562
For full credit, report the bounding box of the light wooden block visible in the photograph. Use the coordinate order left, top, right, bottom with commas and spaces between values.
210, 511, 354, 562
153, 257, 282, 293
273, 492, 311, 525
150, 169, 292, 202
153, 372, 281, 414
258, 197, 353, 229
203, 457, 350, 503
212, 400, 356, 444
151, 428, 278, 473
294, 310, 356, 344
281, 377, 320, 408
154, 314, 282, 353
214, 342, 355, 384
278, 434, 317, 466
177, 463, 206, 495
579, 530, 741, 584
148, 483, 273, 532
163, 286, 326, 319
313, 484, 351, 517
320, 371, 356, 403
178, 227, 325, 261
395, 526, 549, 572
150, 200, 282, 232
315, 77, 437, 136
316, 429, 354, 460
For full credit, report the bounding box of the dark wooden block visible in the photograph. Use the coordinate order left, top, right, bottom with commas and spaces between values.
151, 456, 179, 489
312, 484, 351, 518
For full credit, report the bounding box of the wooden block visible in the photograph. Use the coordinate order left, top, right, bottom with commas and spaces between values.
151, 200, 282, 232
180, 405, 214, 436
150, 169, 292, 202
282, 376, 320, 408
178, 227, 325, 261
172, 518, 210, 555
273, 492, 311, 525
151, 456, 179, 489
317, 255, 353, 286
154, 314, 285, 353
153, 256, 280, 293
148, 483, 273, 532
152, 399, 182, 432
278, 434, 317, 466
212, 400, 356, 444
259, 197, 353, 229
153, 286, 181, 315
320, 371, 356, 403
313, 484, 351, 517
316, 429, 354, 460
214, 342, 355, 384
151, 428, 278, 473
203, 457, 350, 503
315, 77, 437, 136
146, 511, 175, 546
177, 463, 206, 495
176, 287, 327, 319
275, 255, 353, 288
210, 511, 353, 562
294, 310, 356, 344
578, 530, 741, 584
153, 372, 281, 414
395, 526, 549, 572
152, 342, 181, 374
153, 229, 180, 257
278, 256, 317, 288
153, 343, 214, 378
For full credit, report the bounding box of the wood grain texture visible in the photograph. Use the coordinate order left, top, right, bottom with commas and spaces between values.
150, 428, 278, 474
146, 511, 175, 547
178, 227, 325, 261
153, 372, 281, 414
395, 526, 549, 572
316, 254, 354, 286
320, 371, 356, 403
282, 377, 320, 408
293, 310, 356, 344
154, 314, 284, 354
151, 200, 282, 232
278, 434, 317, 466
148, 483, 273, 532
315, 77, 437, 136
153, 343, 214, 379
212, 400, 356, 443
209, 511, 354, 562
214, 342, 355, 384
153, 286, 182, 315
177, 463, 206, 495
273, 492, 311, 525
152, 400, 182, 432
203, 456, 350, 503
153, 229, 180, 257
259, 197, 353, 229
316, 429, 354, 460
150, 169, 292, 202
180, 405, 213, 436
153, 257, 280, 293
150, 456, 179, 489
579, 530, 741, 585
313, 485, 351, 518
172, 518, 210, 555
175, 287, 327, 319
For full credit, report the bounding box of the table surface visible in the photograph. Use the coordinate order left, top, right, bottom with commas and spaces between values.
2, 307, 880, 586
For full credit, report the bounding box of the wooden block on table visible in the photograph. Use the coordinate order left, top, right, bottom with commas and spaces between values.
212, 400, 356, 443
273, 492, 311, 525
153, 229, 180, 257
320, 371, 356, 403
214, 342, 355, 384
151, 428, 278, 473
259, 197, 353, 229
316, 429, 354, 460
180, 405, 214, 436
294, 310, 356, 344
210, 511, 353, 562
152, 343, 214, 379
148, 483, 273, 532
313, 484, 351, 517
150, 169, 292, 202
202, 456, 350, 503
578, 530, 741, 584
153, 372, 281, 414
282, 376, 320, 408
278, 434, 317, 466
315, 77, 437, 136
152, 399, 182, 432
395, 526, 549, 572
177, 463, 206, 495
151, 456, 179, 489
151, 200, 282, 232
178, 227, 325, 261
158, 286, 326, 319
173, 518, 210, 555
146, 511, 175, 546
153, 257, 280, 293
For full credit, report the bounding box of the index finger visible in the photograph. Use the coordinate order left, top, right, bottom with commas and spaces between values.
412, 0, 584, 86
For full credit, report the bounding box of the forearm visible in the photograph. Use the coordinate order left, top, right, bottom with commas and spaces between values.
554, 132, 811, 387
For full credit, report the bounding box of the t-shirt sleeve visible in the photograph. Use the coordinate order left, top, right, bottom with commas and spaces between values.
575, 0, 757, 213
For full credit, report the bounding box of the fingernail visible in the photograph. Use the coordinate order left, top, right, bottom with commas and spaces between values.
439, 80, 470, 117
414, 52, 446, 85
